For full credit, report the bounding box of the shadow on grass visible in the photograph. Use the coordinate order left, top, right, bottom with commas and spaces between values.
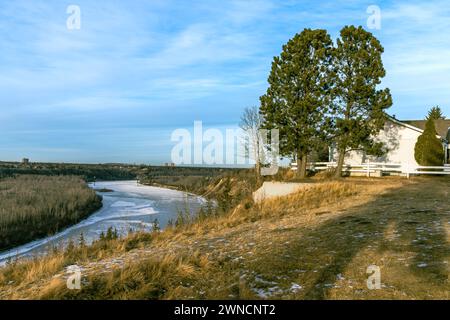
253, 179, 450, 299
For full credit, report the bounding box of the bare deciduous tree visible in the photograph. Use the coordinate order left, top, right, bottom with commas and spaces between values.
240, 106, 264, 184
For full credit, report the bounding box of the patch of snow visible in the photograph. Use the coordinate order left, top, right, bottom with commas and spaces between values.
253, 286, 282, 298
290, 283, 302, 293
417, 263, 428, 268
254, 275, 278, 285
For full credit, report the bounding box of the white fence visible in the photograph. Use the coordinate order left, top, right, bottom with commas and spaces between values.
291, 161, 450, 178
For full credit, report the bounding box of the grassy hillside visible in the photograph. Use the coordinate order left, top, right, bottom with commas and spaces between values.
0, 176, 448, 299
137, 166, 256, 194
0, 175, 102, 251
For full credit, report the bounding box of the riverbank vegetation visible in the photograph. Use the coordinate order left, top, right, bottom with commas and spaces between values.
1, 176, 448, 299
0, 175, 102, 251
0, 160, 250, 186
0, 162, 136, 181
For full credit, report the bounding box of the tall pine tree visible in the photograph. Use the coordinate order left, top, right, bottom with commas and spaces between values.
427, 106, 445, 120
260, 28, 334, 178
332, 26, 392, 177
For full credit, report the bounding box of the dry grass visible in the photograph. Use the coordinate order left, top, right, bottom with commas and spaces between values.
257, 181, 359, 216
0, 175, 102, 251
0, 177, 449, 300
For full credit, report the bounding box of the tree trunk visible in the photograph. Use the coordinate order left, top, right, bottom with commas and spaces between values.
296, 151, 303, 178
296, 151, 307, 179
335, 148, 345, 178
300, 154, 307, 179
255, 161, 261, 185
254, 137, 261, 185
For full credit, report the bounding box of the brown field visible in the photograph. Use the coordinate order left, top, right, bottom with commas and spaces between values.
0, 175, 102, 251
0, 176, 448, 299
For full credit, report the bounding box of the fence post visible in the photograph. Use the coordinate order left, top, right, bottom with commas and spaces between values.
367, 160, 370, 177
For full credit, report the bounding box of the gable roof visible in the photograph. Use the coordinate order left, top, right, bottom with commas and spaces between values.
384, 114, 445, 140
386, 115, 424, 134
402, 119, 450, 140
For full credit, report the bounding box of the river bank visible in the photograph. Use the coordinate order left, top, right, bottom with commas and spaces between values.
3, 177, 448, 300
0, 180, 204, 265
0, 175, 102, 252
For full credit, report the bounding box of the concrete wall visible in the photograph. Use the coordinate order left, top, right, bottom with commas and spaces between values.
253, 182, 310, 203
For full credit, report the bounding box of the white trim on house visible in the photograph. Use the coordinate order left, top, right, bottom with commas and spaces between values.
330, 115, 448, 167
387, 115, 443, 139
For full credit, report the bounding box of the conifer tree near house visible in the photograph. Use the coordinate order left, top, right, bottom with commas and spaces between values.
427, 106, 445, 120
414, 117, 444, 166
260, 28, 334, 179
332, 26, 392, 178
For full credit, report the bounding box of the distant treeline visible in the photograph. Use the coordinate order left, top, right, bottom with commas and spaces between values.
0, 162, 251, 183
0, 162, 136, 181
136, 166, 243, 178
0, 160, 258, 198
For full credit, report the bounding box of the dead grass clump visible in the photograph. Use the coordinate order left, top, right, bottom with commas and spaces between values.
37, 251, 222, 300
254, 181, 359, 219
0, 231, 156, 293
311, 169, 337, 180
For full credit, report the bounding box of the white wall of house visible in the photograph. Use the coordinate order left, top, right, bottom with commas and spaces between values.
333, 120, 424, 168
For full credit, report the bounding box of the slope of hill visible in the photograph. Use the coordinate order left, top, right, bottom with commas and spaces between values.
0, 177, 449, 299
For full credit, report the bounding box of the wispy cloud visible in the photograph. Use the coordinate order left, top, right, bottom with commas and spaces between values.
0, 0, 449, 162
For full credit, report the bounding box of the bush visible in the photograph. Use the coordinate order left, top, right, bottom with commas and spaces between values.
414, 118, 445, 166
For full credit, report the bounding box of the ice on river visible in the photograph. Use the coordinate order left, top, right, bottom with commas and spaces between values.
0, 180, 204, 265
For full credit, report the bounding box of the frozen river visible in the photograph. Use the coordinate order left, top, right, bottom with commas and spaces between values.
0, 180, 205, 264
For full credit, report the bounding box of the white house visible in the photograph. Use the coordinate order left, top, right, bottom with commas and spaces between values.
329, 116, 450, 168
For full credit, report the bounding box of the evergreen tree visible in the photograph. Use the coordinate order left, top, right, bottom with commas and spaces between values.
175, 210, 183, 227
332, 26, 392, 177
414, 117, 445, 166
106, 226, 114, 240
152, 218, 160, 232
66, 239, 75, 254
78, 232, 86, 247
427, 106, 445, 120
112, 228, 119, 239
260, 28, 334, 178
217, 178, 232, 212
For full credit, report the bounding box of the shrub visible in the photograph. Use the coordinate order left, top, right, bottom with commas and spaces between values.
414, 118, 445, 166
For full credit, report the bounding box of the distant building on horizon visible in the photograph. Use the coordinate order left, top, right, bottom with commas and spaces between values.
164, 162, 176, 167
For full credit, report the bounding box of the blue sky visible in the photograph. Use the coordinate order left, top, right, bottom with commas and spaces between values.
1, 0, 450, 164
